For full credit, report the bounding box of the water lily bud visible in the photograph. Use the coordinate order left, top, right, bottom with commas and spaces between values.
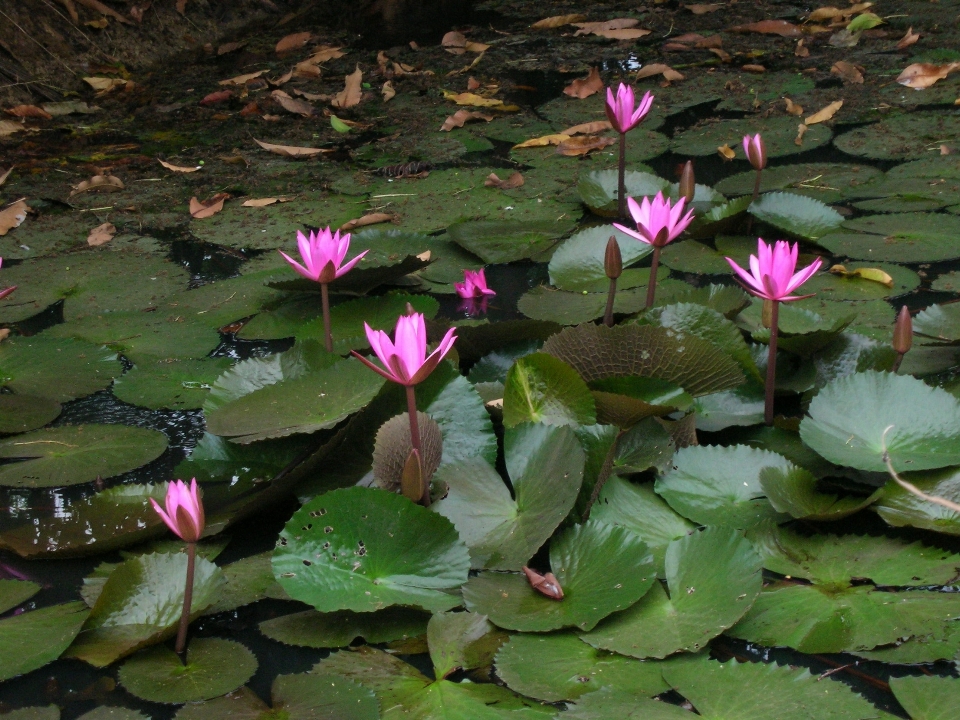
743, 133, 767, 171
605, 236, 622, 280
679, 161, 695, 204
400, 448, 424, 503
893, 305, 913, 355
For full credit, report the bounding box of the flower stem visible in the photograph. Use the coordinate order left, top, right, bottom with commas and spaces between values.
405, 385, 428, 506
764, 300, 779, 426
752, 168, 763, 203
891, 352, 905, 373
603, 277, 617, 327
320, 282, 333, 353
617, 132, 627, 220
645, 246, 661, 309
176, 541, 196, 665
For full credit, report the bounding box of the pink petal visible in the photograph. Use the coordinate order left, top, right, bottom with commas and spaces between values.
612, 222, 653, 245
335, 249, 368, 278
279, 250, 317, 282
150, 497, 181, 538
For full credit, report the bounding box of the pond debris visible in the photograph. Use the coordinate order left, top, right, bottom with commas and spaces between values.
522, 566, 564, 600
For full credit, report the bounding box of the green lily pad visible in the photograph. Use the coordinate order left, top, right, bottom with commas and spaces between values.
915, 302, 960, 343
890, 675, 960, 720
747, 192, 844, 240
462, 520, 655, 632
802, 262, 919, 301
538, 93, 665, 133
0, 395, 61, 434
853, 621, 960, 665
571, 424, 623, 521
0, 579, 40, 614
739, 302, 855, 357
427, 611, 504, 680
759, 464, 880, 521
468, 341, 541, 385
561, 687, 692, 720
671, 116, 831, 158
274, 486, 469, 613
800, 371, 960, 473
581, 526, 761, 658
432, 423, 585, 570
665, 283, 751, 318
874, 466, 960, 535
518, 285, 651, 325
687, 197, 752, 240
548, 225, 653, 292
0, 601, 90, 681
76, 708, 149, 720
503, 353, 596, 428
446, 220, 574, 264
0, 336, 120, 402
0, 424, 168, 488
655, 445, 792, 528
659, 240, 732, 275
119, 637, 257, 704
0, 708, 60, 720
933, 271, 960, 293
259, 606, 429, 649
159, 271, 286, 329
494, 632, 669, 703
693, 385, 766, 432
588, 376, 694, 428
577, 170, 671, 217
113, 358, 233, 410
202, 551, 287, 616
853, 195, 950, 213
610, 418, 676, 475
817, 213, 960, 263
714, 163, 884, 204
834, 111, 960, 160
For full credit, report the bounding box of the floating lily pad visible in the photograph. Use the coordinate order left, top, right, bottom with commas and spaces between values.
0, 424, 168, 488
802, 262, 919, 301
0, 395, 61, 434
119, 637, 257, 704
759, 464, 880, 521
693, 385, 766, 432
666, 283, 751, 318
113, 358, 233, 410
588, 376, 694, 428
260, 606, 430, 649
747, 192, 844, 240
800, 371, 960, 473
548, 225, 652, 292
503, 353, 596, 428
161, 271, 285, 328
932, 271, 960, 293
538, 93, 666, 133
577, 170, 671, 217
274, 487, 469, 613
714, 163, 884, 204
433, 423, 585, 570
427, 611, 504, 680
0, 579, 40, 614
687, 197, 752, 240
462, 520, 655, 632
0, 336, 120, 402
834, 111, 960, 160
611, 418, 676, 475
873, 466, 960, 536
890, 675, 960, 720
659, 241, 732, 275
446, 219, 574, 264
518, 285, 651, 325
0, 602, 89, 681
853, 195, 950, 213
853, 621, 960, 665
202, 551, 287, 616
76, 708, 149, 720
671, 116, 831, 158
817, 213, 960, 263
561, 687, 692, 720
915, 302, 960, 343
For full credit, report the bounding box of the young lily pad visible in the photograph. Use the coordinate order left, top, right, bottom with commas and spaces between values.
259, 606, 430, 649
494, 632, 669, 703
873, 466, 960, 536
0, 602, 90, 681
0, 579, 40, 614
581, 526, 761, 658
817, 213, 960, 263
427, 611, 504, 680
118, 637, 257, 704
577, 170, 671, 217
659, 241, 732, 275
462, 520, 655, 632
503, 353, 596, 428
890, 675, 960, 720
548, 225, 652, 292
834, 111, 960, 160
274, 486, 469, 613
113, 358, 233, 410
802, 262, 919, 301
0, 424, 168, 488
518, 285, 649, 325
0, 336, 120, 402
759, 464, 880, 521
714, 163, 884, 204
0, 395, 61, 434
432, 423, 585, 570
747, 192, 844, 240
446, 220, 575, 264
655, 445, 792, 528
671, 116, 831, 158
800, 371, 960, 473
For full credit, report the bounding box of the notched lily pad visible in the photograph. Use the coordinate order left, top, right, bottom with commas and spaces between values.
447, 219, 575, 264
0, 336, 120, 402
260, 606, 430, 649
577, 170, 670, 217
747, 192, 843, 240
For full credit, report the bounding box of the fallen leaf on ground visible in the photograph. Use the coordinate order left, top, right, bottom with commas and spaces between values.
805, 100, 843, 124
242, 197, 293, 207
276, 32, 311, 54
563, 67, 604, 98
942, 145, 954, 156
190, 194, 229, 219
807, 6, 844, 21
79, 0, 130, 23
532, 14, 586, 29
41, 101, 98, 116
254, 139, 332, 157
200, 90, 232, 106
485, 172, 524, 189
730, 20, 802, 37
829, 264, 893, 286
176, 0, 187, 14
217, 41, 245, 55
467, 77, 481, 90
685, 3, 724, 13
382, 81, 396, 102
130, 3, 150, 23
340, 213, 395, 231
709, 47, 732, 61
718, 144, 735, 160
574, 19, 651, 40
270, 70, 294, 87
897, 62, 960, 89
440, 109, 494, 131
828, 28, 861, 47
219, 70, 267, 86
87, 222, 116, 246
159, 159, 201, 173
795, 39, 810, 57
847, 12, 883, 32
0, 200, 28, 235
556, 135, 615, 156
4, 105, 52, 120
0, 121, 22, 137
0, 167, 11, 187
896, 27, 919, 50
742, 64, 766, 73
441, 31, 489, 54
513, 133, 571, 149
83, 77, 127, 93
442, 90, 512, 108
795, 123, 808, 146
331, 66, 363, 108
293, 61, 322, 79
831, 61, 864, 83
70, 175, 124, 196
636, 63, 685, 81
784, 98, 804, 115
562, 120, 613, 135
271, 90, 315, 116
86, 18, 109, 29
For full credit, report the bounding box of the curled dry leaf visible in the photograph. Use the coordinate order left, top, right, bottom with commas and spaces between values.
828, 28, 861, 47
271, 90, 315, 117
158, 159, 201, 173
485, 171, 524, 189
340, 213, 395, 231
275, 32, 311, 54
254, 139, 332, 158
709, 47, 732, 62
831, 61, 864, 84
795, 39, 810, 57
382, 81, 396, 102
897, 62, 960, 89
442, 91, 511, 108
685, 3, 724, 13
0, 121, 23, 137
307, 46, 346, 63
87, 222, 116, 247
563, 67, 604, 98
331, 66, 363, 109
636, 63, 685, 81
896, 27, 920, 50
573, 19, 651, 40
513, 133, 570, 149
219, 70, 268, 86
805, 99, 843, 125
0, 200, 29, 236
83, 77, 128, 94
531, 14, 586, 29
4, 105, 52, 120
717, 144, 736, 160
562, 120, 612, 135
467, 76, 481, 91
70, 175, 124, 196
784, 98, 804, 116
441, 31, 489, 54
828, 264, 893, 287
730, 19, 803, 37
270, 70, 294, 87
189, 194, 229, 219
200, 90, 232, 106
795, 123, 808, 146
742, 64, 766, 74
556, 135, 615, 156
0, 166, 12, 187
440, 109, 494, 132
242, 197, 292, 207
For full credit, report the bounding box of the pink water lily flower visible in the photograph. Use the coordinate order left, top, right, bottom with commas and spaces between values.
353, 312, 457, 387
151, 479, 205, 543
605, 83, 654, 134
613, 192, 694, 248
278, 227, 367, 284
725, 238, 822, 302
743, 133, 767, 171
454, 268, 496, 299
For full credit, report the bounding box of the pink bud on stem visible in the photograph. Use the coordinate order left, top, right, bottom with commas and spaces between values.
892, 305, 912, 373
603, 236, 622, 327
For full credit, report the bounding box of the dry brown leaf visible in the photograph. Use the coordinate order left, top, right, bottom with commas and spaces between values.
0, 328, 10, 343
513, 134, 571, 149
306, 46, 346, 63
897, 62, 960, 89
254, 139, 331, 158
4, 105, 52, 120
189, 194, 229, 219
243, 198, 280, 207
382, 81, 396, 102
636, 63, 685, 81
896, 27, 920, 50
0, 200, 28, 236
293, 62, 322, 79
159, 159, 201, 173
795, 123, 808, 146
331, 66, 363, 109
730, 20, 803, 37
0, 167, 11, 187
942, 145, 954, 156
270, 70, 294, 87
485, 171, 525, 189
717, 144, 736, 160
219, 70, 268, 86
600, 28, 652, 40
130, 3, 151, 24
175, 0, 187, 13
709, 47, 732, 62
467, 77, 481, 91
441, 31, 489, 54
784, 98, 804, 116
291, 89, 330, 102
795, 39, 810, 57
276, 32, 311, 54
562, 120, 613, 135
556, 135, 616, 156
41, 101, 98, 116
0, 121, 22, 137
685, 3, 724, 13
217, 41, 245, 55
695, 35, 724, 48
200, 90, 233, 106
563, 67, 604, 98
271, 90, 315, 116
573, 19, 647, 40
805, 100, 843, 124
70, 175, 124, 196
532, 14, 586, 29
58, 0, 79, 22
77, 0, 131, 23
83, 77, 127, 93
442, 91, 510, 108
87, 222, 116, 247
85, 18, 109, 29
663, 42, 692, 52
831, 60, 864, 84
340, 213, 395, 231
742, 64, 766, 74
440, 109, 494, 132
807, 6, 843, 21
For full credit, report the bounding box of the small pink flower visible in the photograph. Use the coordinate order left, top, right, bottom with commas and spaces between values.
278, 227, 367, 284
613, 192, 694, 248
743, 133, 767, 171
352, 312, 457, 386
454, 268, 496, 299
725, 238, 822, 302
605, 83, 654, 134
151, 479, 205, 543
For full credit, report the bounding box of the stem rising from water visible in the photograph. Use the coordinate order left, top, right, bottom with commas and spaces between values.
764, 300, 779, 426
175, 541, 196, 664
